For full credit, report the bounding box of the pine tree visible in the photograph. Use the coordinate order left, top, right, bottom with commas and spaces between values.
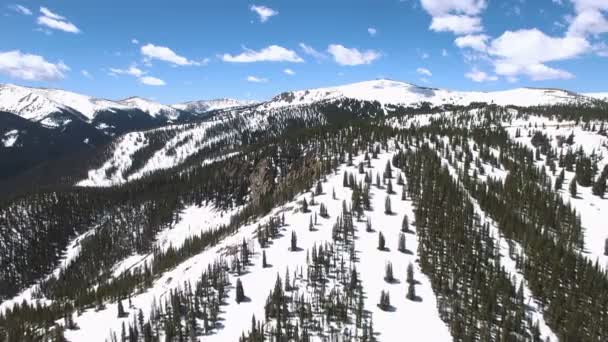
398, 233, 406, 253
401, 215, 409, 232
117, 299, 127, 318
407, 282, 416, 301
315, 181, 323, 195
262, 250, 268, 268
406, 262, 414, 284
236, 278, 245, 304
604, 238, 608, 256
291, 231, 297, 251
386, 179, 394, 194
301, 198, 309, 213
378, 231, 386, 251
384, 262, 394, 283
384, 195, 392, 214
366, 218, 373, 233
555, 169, 565, 191
570, 178, 578, 198
378, 290, 391, 311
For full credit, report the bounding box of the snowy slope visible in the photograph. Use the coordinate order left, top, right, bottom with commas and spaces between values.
171, 98, 257, 115
265, 79, 596, 109
119, 97, 182, 120
585, 92, 608, 101
56, 149, 452, 341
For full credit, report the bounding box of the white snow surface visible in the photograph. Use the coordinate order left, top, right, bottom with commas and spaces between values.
2, 129, 19, 147
171, 98, 257, 114
584, 92, 608, 101
119, 97, 181, 120
265, 79, 595, 109
59, 150, 452, 341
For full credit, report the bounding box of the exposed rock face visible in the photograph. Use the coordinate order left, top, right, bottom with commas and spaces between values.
249, 158, 275, 206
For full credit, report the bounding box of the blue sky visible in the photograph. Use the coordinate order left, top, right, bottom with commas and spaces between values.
0, 0, 607, 103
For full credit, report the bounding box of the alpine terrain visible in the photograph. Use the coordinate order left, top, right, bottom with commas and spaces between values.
1, 79, 608, 342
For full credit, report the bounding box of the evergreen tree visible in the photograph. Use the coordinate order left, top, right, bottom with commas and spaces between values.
377, 232, 386, 251
262, 250, 268, 268
406, 262, 414, 284
236, 278, 245, 304
378, 290, 391, 311
301, 198, 309, 213
401, 215, 409, 233
384, 195, 392, 214
291, 231, 297, 251
117, 299, 127, 318
398, 233, 406, 253
569, 178, 578, 198
605, 238, 608, 256
384, 262, 394, 283
406, 282, 416, 301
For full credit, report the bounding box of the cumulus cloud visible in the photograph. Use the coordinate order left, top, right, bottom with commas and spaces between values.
486, 29, 589, 80
454, 34, 488, 51
368, 27, 377, 36
246, 75, 269, 83
131, 38, 139, 45
416, 67, 432, 76
81, 70, 92, 79
283, 68, 295, 75
421, 0, 486, 34
299, 43, 326, 60
465, 68, 497, 82
430, 15, 483, 34
141, 44, 203, 66
139, 76, 165, 86
222, 45, 303, 63
567, 7, 608, 37
0, 50, 69, 81
327, 44, 381, 66
10, 4, 32, 15
420, 0, 486, 17
37, 7, 80, 33
250, 5, 278, 23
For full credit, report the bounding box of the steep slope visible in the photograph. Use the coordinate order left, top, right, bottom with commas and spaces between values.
0, 111, 108, 180
119, 97, 187, 121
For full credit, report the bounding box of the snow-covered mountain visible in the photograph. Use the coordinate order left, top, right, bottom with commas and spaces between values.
171, 98, 258, 115
0, 84, 190, 128
119, 96, 183, 121
264, 79, 598, 109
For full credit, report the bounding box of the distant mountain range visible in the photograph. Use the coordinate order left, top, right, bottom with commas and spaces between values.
0, 83, 254, 181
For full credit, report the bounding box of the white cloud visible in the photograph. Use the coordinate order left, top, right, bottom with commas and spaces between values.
139, 76, 165, 86
416, 67, 432, 76
442, 49, 449, 57
141, 44, 202, 66
81, 69, 92, 79
420, 0, 486, 17
567, 8, 608, 37
430, 15, 483, 34
109, 65, 145, 77
250, 5, 278, 23
368, 27, 377, 36
454, 34, 489, 51
131, 38, 139, 44
465, 68, 498, 82
489, 29, 589, 63
283, 68, 295, 75
10, 4, 32, 15
421, 52, 430, 59
327, 44, 381, 66
494, 61, 574, 80
246, 75, 269, 83
222, 45, 303, 63
37, 7, 80, 33
0, 50, 69, 81
421, 0, 486, 34
299, 43, 326, 60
